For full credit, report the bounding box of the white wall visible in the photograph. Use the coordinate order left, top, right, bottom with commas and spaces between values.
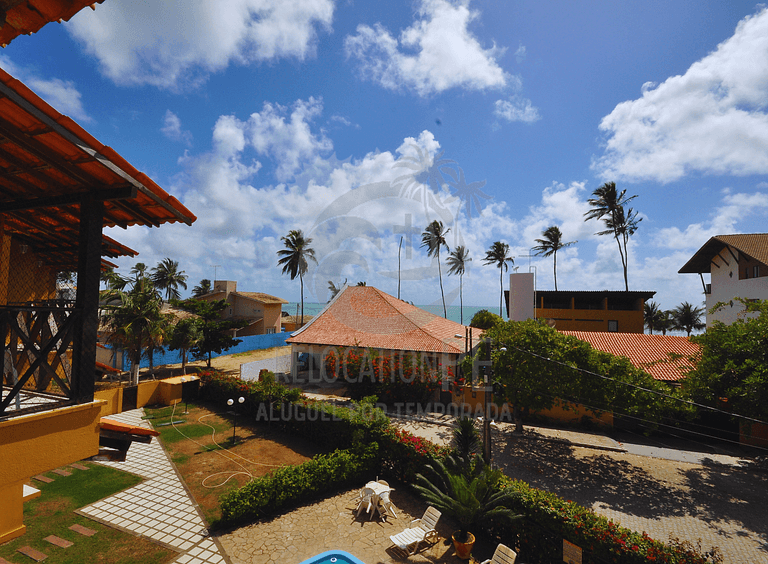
508, 273, 535, 321
707, 249, 768, 326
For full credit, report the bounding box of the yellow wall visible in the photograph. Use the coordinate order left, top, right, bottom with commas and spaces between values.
94, 387, 123, 417
0, 480, 25, 544
0, 401, 104, 484
3, 236, 56, 304
453, 385, 612, 428
94, 376, 198, 415
536, 307, 644, 333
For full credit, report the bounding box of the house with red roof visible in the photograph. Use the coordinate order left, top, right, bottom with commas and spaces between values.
559, 331, 700, 384
679, 234, 768, 326
285, 285, 480, 383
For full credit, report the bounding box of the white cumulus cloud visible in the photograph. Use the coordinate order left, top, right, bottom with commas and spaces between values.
161, 110, 193, 145
66, 0, 335, 90
593, 8, 768, 183
344, 0, 508, 96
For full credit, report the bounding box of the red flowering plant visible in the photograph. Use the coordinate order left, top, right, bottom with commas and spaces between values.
323, 347, 446, 407
198, 370, 301, 415
378, 426, 450, 483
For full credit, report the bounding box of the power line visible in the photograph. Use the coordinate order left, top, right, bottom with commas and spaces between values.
500, 344, 768, 427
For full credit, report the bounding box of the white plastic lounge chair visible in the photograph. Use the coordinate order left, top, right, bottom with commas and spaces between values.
377, 479, 389, 487
389, 506, 441, 556
480, 543, 517, 564
355, 487, 375, 517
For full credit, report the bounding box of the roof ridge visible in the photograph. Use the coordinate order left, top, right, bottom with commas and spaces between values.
373, 288, 459, 349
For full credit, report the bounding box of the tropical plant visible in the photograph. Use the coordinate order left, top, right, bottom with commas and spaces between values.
100, 275, 166, 384
175, 299, 249, 367
421, 220, 450, 318
191, 278, 212, 298
483, 241, 514, 317
167, 317, 203, 374
129, 262, 149, 283
413, 457, 522, 543
327, 279, 347, 301
469, 309, 503, 330
451, 416, 482, 471
532, 226, 576, 291
583, 181, 641, 291
671, 301, 706, 336
151, 258, 188, 301
685, 298, 768, 420
447, 245, 471, 324
100, 268, 128, 291
644, 301, 664, 334
277, 229, 317, 325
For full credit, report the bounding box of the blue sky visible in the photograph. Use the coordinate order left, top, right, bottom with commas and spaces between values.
3, 0, 768, 316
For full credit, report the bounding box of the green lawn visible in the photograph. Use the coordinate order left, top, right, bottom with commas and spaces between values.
0, 463, 174, 564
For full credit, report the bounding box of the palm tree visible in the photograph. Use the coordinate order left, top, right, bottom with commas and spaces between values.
129, 262, 149, 283
327, 279, 347, 301
671, 301, 706, 336
644, 301, 664, 334
151, 258, 188, 301
532, 226, 576, 291
192, 279, 212, 298
167, 318, 202, 375
277, 229, 317, 325
584, 182, 641, 291
447, 245, 471, 324
483, 241, 514, 317
101, 268, 128, 291
421, 220, 450, 318
101, 276, 166, 385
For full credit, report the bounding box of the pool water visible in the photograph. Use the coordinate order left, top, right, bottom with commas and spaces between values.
297, 550, 367, 564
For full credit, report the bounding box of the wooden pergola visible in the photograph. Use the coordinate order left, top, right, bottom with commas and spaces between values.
0, 68, 196, 418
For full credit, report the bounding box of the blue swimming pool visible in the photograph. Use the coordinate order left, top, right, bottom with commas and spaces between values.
298, 550, 367, 564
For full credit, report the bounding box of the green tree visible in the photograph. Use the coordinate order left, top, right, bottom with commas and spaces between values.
447, 245, 471, 324
100, 268, 128, 291
532, 226, 577, 291
277, 229, 317, 325
176, 299, 249, 367
685, 299, 768, 420
191, 279, 212, 298
671, 301, 706, 336
100, 275, 166, 384
167, 317, 202, 375
327, 279, 347, 301
421, 220, 450, 318
483, 241, 514, 317
151, 258, 188, 301
644, 301, 664, 334
469, 309, 502, 330
466, 319, 686, 433
584, 181, 641, 291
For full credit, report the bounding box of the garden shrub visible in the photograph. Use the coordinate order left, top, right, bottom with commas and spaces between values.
198, 370, 301, 413
219, 443, 378, 526
323, 347, 445, 406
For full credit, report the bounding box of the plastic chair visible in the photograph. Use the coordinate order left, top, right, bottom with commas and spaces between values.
389, 506, 441, 555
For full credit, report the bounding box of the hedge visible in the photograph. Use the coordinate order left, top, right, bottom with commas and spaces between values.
219, 444, 379, 526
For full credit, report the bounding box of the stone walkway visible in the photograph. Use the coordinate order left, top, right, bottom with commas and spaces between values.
216, 486, 483, 564
79, 408, 227, 564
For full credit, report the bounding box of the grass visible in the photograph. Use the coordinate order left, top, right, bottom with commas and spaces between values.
0, 463, 174, 564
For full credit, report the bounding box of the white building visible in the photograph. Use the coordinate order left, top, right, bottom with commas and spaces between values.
679, 234, 768, 326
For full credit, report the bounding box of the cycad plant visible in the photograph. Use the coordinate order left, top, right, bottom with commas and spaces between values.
452, 416, 482, 469
413, 456, 522, 544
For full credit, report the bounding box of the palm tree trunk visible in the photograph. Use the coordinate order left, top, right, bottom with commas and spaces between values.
554, 250, 558, 292
499, 267, 503, 317
300, 272, 305, 325
438, 253, 446, 318
621, 231, 630, 292
181, 348, 188, 375
130, 362, 139, 385
459, 273, 464, 324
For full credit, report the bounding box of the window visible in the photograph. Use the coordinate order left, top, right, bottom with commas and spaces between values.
754, 265, 760, 278
265, 328, 275, 334
607, 320, 618, 332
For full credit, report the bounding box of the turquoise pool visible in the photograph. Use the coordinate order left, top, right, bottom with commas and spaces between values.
298, 550, 366, 564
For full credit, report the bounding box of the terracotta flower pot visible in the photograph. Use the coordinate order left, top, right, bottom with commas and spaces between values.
452, 531, 475, 560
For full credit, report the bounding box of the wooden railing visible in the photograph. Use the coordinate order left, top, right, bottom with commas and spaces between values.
1, 301, 81, 419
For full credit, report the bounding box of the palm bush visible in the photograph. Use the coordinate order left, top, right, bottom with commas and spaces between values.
452, 416, 482, 466
413, 457, 522, 543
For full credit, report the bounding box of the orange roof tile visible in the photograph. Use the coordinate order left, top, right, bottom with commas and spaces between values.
679, 233, 768, 273
286, 286, 480, 354
0, 0, 106, 48
559, 331, 699, 382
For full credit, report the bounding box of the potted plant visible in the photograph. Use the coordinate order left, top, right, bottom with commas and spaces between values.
412, 455, 522, 560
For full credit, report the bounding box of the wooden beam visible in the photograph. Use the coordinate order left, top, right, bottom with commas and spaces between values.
0, 185, 137, 212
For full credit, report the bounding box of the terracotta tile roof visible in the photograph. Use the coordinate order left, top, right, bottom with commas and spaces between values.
286, 286, 480, 354
0, 69, 196, 271
679, 233, 768, 273
0, 0, 106, 47
233, 292, 287, 304
559, 331, 700, 382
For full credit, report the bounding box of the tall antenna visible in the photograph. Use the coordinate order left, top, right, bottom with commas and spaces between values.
211, 264, 221, 281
